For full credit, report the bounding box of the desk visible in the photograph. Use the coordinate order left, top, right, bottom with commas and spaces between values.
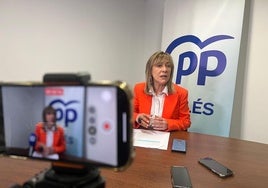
1, 131, 268, 188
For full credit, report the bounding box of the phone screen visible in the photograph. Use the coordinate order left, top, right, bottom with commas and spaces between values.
0, 83, 133, 169
171, 166, 192, 188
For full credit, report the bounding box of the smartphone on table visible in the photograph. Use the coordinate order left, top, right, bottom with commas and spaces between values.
199, 157, 234, 178
0, 81, 134, 171
171, 139, 186, 153
170, 166, 192, 188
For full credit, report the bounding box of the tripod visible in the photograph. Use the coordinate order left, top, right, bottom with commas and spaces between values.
22, 162, 105, 188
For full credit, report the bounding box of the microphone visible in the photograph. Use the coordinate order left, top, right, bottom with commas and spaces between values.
28, 133, 37, 156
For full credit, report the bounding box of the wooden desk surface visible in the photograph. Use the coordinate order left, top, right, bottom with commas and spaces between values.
1, 131, 268, 188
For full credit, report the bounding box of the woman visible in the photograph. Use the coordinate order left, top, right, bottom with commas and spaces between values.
34, 106, 66, 159
133, 51, 191, 131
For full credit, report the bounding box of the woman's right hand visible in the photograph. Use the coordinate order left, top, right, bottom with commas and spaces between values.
137, 113, 151, 128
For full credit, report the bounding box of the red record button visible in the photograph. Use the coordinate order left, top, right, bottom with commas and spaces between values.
102, 121, 112, 132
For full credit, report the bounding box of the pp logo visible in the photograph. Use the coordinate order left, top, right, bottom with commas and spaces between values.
166, 35, 234, 85
49, 99, 79, 127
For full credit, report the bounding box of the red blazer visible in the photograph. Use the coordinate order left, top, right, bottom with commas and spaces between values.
34, 122, 66, 154
133, 82, 191, 131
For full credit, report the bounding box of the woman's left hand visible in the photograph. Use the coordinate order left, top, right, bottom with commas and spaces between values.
151, 116, 168, 131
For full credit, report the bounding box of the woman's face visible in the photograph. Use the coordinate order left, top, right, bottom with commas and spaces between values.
45, 112, 55, 125
151, 57, 172, 86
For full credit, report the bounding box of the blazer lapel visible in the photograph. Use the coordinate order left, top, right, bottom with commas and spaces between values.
142, 94, 153, 114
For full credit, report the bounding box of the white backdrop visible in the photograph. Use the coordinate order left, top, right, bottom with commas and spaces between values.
161, 0, 246, 137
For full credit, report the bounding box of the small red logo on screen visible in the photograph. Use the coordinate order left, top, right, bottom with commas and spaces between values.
45, 88, 64, 96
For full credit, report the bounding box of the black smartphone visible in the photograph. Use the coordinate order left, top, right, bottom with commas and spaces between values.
171, 139, 186, 153
170, 166, 192, 188
199, 157, 234, 178
0, 81, 133, 170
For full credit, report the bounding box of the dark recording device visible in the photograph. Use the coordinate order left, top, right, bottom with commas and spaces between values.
0, 80, 134, 171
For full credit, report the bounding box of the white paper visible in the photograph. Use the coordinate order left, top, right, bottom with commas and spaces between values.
32, 151, 59, 160
133, 129, 170, 150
